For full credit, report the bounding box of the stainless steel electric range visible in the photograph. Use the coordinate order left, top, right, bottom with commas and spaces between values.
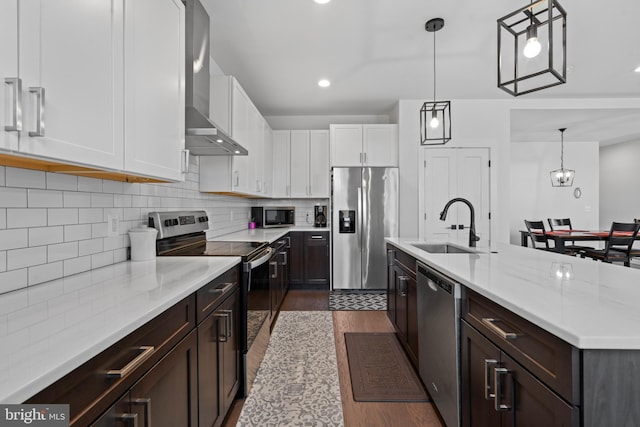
148, 210, 280, 395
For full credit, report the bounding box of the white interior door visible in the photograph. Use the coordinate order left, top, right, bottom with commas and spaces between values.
420, 147, 491, 247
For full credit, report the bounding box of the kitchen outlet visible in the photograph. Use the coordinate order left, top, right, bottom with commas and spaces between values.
107, 214, 119, 237
584, 205, 592, 213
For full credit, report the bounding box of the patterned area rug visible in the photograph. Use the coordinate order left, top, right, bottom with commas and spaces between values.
329, 290, 387, 311
237, 311, 344, 426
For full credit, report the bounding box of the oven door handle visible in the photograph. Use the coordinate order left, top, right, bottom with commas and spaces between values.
249, 247, 274, 270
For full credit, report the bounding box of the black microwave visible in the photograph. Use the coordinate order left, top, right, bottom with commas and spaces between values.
251, 206, 295, 228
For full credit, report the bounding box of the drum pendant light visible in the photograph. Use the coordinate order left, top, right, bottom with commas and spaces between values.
550, 128, 575, 187
420, 18, 451, 145
497, 0, 567, 96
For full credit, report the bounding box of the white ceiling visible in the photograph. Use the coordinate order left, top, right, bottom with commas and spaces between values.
201, 0, 640, 140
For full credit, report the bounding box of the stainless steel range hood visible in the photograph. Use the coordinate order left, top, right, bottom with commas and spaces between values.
184, 0, 248, 156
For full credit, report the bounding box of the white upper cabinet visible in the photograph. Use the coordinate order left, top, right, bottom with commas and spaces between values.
290, 131, 311, 197
201, 76, 268, 196
1, 0, 186, 182
308, 130, 330, 197
1, 0, 19, 152
330, 124, 398, 167
271, 130, 291, 198
262, 119, 273, 197
18, 0, 125, 170
123, 0, 186, 181
289, 130, 330, 198
363, 124, 398, 167
330, 125, 362, 167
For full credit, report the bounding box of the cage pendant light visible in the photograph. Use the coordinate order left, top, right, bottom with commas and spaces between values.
550, 128, 575, 187
497, 0, 567, 96
420, 18, 451, 145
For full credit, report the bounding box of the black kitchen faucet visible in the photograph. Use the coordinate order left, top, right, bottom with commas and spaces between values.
439, 197, 480, 248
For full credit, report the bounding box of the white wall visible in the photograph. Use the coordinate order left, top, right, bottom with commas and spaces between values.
509, 140, 600, 244
600, 139, 640, 227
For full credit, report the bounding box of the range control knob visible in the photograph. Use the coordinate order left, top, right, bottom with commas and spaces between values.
172, 218, 179, 226
164, 219, 171, 226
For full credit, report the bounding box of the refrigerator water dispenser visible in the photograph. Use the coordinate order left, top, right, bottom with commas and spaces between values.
339, 210, 356, 233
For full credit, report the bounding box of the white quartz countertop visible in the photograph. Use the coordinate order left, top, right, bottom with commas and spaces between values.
386, 238, 640, 350
206, 227, 329, 243
0, 256, 240, 404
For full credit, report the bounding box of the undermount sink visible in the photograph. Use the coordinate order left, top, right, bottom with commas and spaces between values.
410, 242, 476, 254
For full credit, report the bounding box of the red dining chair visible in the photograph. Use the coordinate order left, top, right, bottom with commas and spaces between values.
581, 222, 640, 267
547, 218, 593, 252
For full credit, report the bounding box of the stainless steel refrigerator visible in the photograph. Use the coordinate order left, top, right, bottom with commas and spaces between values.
332, 167, 399, 290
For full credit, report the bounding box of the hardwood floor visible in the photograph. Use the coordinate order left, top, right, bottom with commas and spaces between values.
222, 289, 444, 426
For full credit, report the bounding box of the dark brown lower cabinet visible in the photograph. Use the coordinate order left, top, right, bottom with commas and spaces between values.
461, 321, 577, 427
386, 245, 418, 368
289, 231, 329, 288
91, 330, 198, 427
198, 289, 240, 427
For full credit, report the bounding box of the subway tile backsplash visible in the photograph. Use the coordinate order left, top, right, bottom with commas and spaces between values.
0, 158, 253, 294
0, 159, 329, 295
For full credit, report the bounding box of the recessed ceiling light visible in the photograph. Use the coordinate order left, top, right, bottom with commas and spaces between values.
314, 0, 331, 4
318, 79, 331, 88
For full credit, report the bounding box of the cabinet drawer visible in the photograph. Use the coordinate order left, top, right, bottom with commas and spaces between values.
27, 295, 196, 426
196, 266, 240, 323
462, 289, 579, 404
305, 231, 328, 244
388, 245, 416, 276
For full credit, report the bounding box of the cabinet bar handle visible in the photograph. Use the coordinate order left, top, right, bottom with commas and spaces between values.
398, 276, 408, 297
270, 261, 278, 279
221, 309, 233, 338
280, 251, 288, 266
387, 249, 395, 266
494, 367, 511, 411
311, 235, 324, 239
4, 77, 22, 131
116, 413, 138, 427
181, 149, 190, 173
214, 311, 231, 342
234, 171, 240, 187
132, 398, 151, 427
481, 318, 518, 340
484, 359, 498, 399
364, 152, 367, 164
28, 87, 45, 137
359, 152, 363, 164
106, 346, 154, 378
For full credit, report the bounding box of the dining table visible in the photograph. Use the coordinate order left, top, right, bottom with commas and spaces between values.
519, 229, 640, 252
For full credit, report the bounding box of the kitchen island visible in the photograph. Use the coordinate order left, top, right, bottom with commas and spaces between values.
386, 238, 640, 427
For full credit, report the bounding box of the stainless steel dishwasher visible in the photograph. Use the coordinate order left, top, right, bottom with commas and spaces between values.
417, 261, 461, 427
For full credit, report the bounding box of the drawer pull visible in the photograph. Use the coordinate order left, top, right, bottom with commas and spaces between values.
107, 346, 154, 378
311, 235, 324, 239
132, 398, 151, 427
494, 367, 511, 411
484, 359, 498, 399
207, 282, 235, 294
481, 318, 518, 340
116, 413, 138, 427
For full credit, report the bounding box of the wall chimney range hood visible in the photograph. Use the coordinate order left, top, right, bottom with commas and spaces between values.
184, 0, 248, 156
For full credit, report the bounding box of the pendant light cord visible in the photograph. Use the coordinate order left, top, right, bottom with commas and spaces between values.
433, 30, 437, 103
